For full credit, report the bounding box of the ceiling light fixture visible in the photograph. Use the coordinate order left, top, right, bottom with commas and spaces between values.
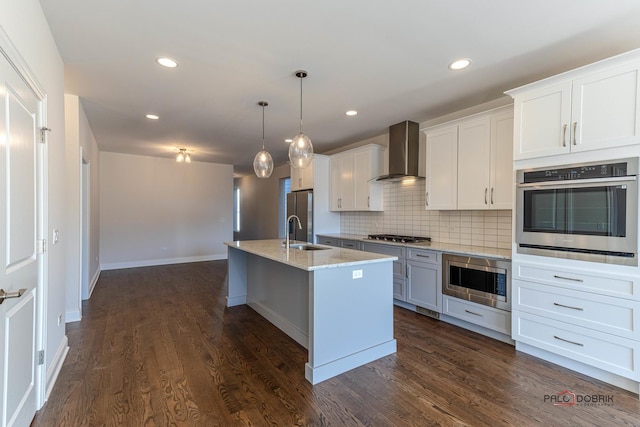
156, 57, 178, 68
346, 110, 358, 116
285, 138, 293, 143
448, 58, 472, 70
289, 70, 314, 169
253, 101, 274, 178
176, 148, 191, 163
145, 114, 159, 120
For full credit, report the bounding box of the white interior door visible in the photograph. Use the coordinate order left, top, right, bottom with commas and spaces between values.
0, 50, 42, 427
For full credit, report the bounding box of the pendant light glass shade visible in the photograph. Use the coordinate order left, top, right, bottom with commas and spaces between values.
253, 150, 274, 178
289, 133, 313, 168
176, 148, 190, 163
253, 101, 274, 178
289, 70, 313, 169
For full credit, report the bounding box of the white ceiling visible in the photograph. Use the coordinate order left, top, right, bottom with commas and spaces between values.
39, 0, 640, 175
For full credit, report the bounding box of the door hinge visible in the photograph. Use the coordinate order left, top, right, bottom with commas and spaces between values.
37, 239, 46, 254
37, 350, 44, 365
39, 127, 51, 144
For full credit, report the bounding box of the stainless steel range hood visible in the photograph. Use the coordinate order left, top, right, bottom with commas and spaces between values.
373, 120, 425, 182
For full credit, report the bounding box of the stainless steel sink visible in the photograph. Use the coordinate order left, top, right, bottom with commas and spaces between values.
288, 244, 331, 251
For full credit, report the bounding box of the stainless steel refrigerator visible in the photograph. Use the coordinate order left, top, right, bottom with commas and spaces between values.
286, 190, 313, 243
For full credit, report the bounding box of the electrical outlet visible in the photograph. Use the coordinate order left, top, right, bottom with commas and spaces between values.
52, 229, 59, 244
352, 269, 363, 279
57, 314, 62, 325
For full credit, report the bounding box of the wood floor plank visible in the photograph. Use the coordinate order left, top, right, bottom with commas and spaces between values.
32, 260, 640, 426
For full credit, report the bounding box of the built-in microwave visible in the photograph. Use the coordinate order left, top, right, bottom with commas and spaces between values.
516, 158, 638, 266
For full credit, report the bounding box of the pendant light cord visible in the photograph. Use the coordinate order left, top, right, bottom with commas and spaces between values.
262, 103, 266, 150
299, 76, 303, 133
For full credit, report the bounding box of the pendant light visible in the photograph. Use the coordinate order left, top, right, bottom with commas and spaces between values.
253, 101, 274, 178
289, 70, 314, 169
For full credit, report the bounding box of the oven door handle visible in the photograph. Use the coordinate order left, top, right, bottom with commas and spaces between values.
517, 176, 636, 188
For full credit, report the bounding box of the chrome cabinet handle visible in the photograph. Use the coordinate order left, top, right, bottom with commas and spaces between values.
484, 188, 488, 205
553, 302, 584, 311
553, 275, 584, 283
562, 124, 567, 147
415, 254, 432, 259
0, 288, 27, 304
367, 196, 370, 208
572, 122, 577, 145
554, 335, 584, 347
425, 192, 429, 207
490, 188, 494, 205
464, 309, 483, 317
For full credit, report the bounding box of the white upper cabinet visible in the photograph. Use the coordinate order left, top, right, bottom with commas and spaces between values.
425, 106, 513, 211
425, 125, 458, 210
489, 110, 514, 210
330, 144, 383, 211
330, 153, 354, 210
290, 158, 315, 191
456, 117, 491, 209
509, 51, 640, 160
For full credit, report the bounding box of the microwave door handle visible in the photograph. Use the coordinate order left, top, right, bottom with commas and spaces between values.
517, 176, 636, 187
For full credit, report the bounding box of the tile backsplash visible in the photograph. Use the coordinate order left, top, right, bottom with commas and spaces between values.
340, 181, 512, 249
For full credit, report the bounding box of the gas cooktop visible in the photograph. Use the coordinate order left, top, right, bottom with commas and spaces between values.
367, 234, 431, 244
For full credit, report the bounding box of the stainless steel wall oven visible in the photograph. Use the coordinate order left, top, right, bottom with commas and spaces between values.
516, 158, 638, 266
443, 254, 511, 312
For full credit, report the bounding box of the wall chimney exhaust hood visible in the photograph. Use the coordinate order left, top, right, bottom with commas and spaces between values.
373, 120, 425, 182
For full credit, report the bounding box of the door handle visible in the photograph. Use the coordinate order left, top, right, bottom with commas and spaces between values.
562, 124, 567, 147
425, 192, 429, 207
572, 122, 578, 145
484, 188, 488, 205
0, 288, 27, 304
491, 188, 494, 205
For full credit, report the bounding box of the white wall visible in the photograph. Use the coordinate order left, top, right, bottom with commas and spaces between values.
0, 0, 68, 397
64, 95, 100, 321
100, 152, 233, 269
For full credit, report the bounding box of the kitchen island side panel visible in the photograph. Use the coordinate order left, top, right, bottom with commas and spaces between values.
306, 261, 396, 384
226, 247, 248, 306
246, 253, 310, 348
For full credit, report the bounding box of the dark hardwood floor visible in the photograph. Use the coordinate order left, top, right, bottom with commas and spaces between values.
32, 261, 640, 426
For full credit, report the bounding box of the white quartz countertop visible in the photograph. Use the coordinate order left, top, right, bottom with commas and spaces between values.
317, 233, 511, 260
224, 239, 397, 271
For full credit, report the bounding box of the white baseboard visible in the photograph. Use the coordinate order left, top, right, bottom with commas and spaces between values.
88, 267, 100, 298
45, 335, 69, 401
100, 253, 227, 271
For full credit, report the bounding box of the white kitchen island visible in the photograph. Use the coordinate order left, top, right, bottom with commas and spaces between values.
225, 239, 397, 384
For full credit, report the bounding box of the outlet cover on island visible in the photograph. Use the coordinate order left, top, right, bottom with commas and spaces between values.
352, 269, 363, 279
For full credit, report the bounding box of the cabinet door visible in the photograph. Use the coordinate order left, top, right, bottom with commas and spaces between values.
457, 117, 491, 210
571, 61, 640, 152
407, 261, 442, 312
291, 160, 314, 191
353, 148, 383, 211
489, 111, 514, 209
425, 126, 458, 210
330, 155, 353, 211
513, 82, 572, 160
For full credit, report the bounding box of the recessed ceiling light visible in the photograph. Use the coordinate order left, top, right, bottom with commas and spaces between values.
145, 114, 159, 120
156, 57, 178, 68
449, 58, 472, 70
346, 110, 358, 116
285, 138, 293, 143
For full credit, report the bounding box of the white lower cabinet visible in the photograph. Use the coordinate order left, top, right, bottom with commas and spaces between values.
513, 311, 638, 380
512, 260, 640, 385
406, 249, 442, 312
443, 296, 511, 335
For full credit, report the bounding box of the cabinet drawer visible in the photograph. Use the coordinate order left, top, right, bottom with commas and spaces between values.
515, 262, 638, 299
393, 278, 406, 301
317, 237, 339, 247
514, 280, 640, 340
407, 248, 441, 264
362, 242, 405, 258
443, 296, 510, 335
340, 239, 361, 250
513, 311, 639, 380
